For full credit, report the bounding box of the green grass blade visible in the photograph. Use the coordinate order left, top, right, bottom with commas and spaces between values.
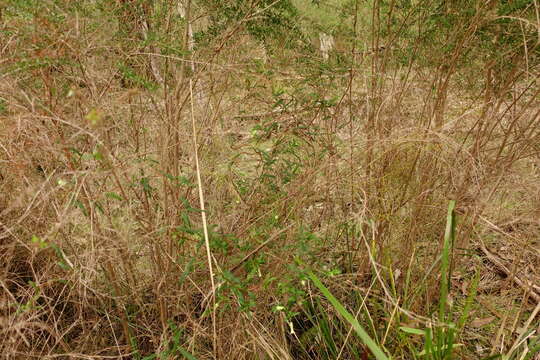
305, 269, 390, 360
417, 343, 463, 356
399, 327, 426, 336
439, 200, 456, 322
457, 269, 479, 331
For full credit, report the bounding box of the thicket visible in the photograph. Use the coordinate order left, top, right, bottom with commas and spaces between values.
1, 0, 539, 359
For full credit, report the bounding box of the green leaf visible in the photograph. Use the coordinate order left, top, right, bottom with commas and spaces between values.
140, 177, 154, 194
178, 347, 198, 360
105, 192, 123, 201
31, 235, 48, 249
92, 151, 103, 161
399, 326, 426, 336
85, 108, 103, 127
180, 197, 204, 213
523, 339, 540, 360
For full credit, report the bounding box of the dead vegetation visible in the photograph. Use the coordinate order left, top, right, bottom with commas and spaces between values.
1, 0, 539, 359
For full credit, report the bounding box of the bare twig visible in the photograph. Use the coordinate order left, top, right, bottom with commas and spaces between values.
479, 241, 540, 303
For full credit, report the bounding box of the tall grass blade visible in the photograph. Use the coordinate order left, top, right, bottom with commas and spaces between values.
439, 200, 456, 322
305, 268, 390, 360
457, 269, 479, 331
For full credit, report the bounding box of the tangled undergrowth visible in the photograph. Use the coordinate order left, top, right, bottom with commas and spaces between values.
1, 1, 539, 359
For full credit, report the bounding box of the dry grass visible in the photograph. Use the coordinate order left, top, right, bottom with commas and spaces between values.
1, 0, 539, 359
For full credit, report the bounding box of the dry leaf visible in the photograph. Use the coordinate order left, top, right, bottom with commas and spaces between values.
470, 316, 495, 328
